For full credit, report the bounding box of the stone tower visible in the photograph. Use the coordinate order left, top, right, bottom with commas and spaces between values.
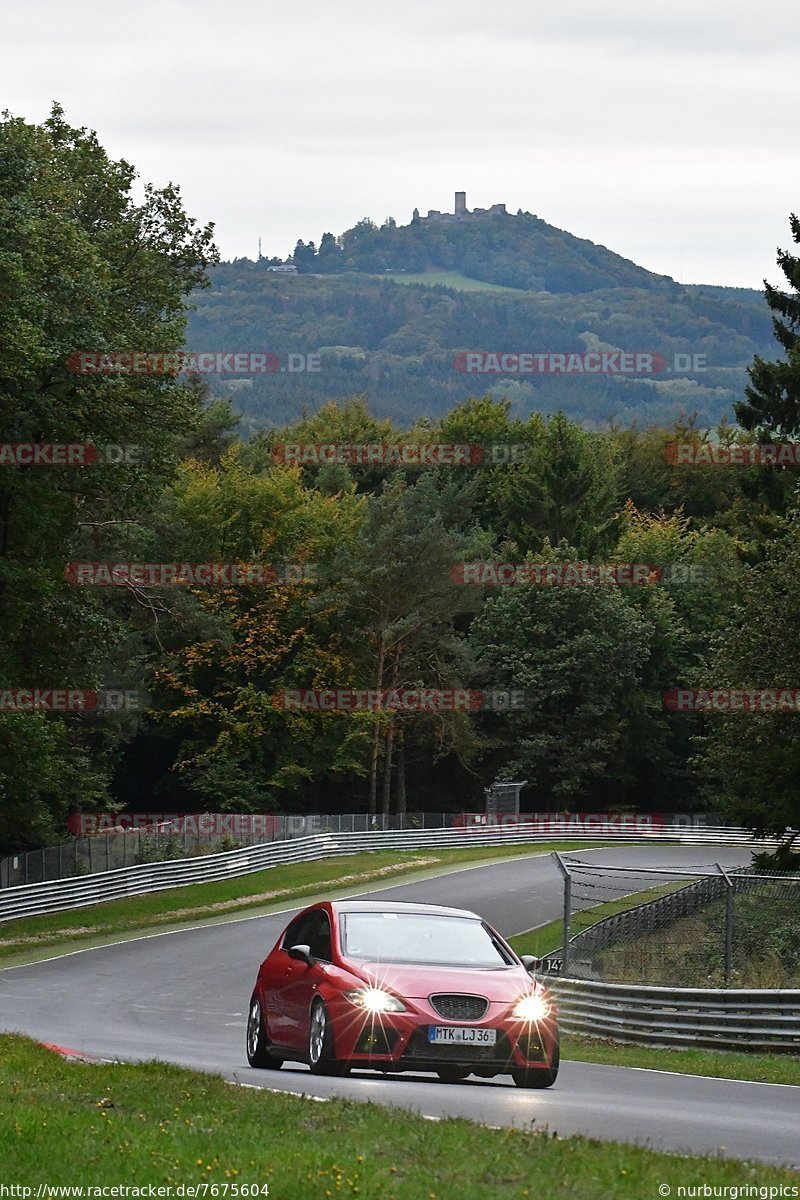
454, 191, 467, 217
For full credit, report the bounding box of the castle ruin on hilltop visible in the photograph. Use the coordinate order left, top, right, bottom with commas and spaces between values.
412, 191, 507, 223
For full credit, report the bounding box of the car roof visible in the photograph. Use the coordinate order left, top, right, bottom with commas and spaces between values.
329, 900, 481, 919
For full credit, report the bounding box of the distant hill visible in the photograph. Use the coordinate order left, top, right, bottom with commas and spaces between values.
289, 202, 677, 294
185, 204, 776, 431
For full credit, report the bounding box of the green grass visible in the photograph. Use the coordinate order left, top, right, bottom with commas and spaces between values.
507, 920, 564, 958
3, 1036, 797, 1197
0, 842, 615, 966
561, 1035, 800, 1086
380, 269, 526, 294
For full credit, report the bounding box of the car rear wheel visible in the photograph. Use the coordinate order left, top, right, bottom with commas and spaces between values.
308, 998, 349, 1076
436, 1066, 470, 1084
512, 1033, 559, 1089
246, 994, 283, 1069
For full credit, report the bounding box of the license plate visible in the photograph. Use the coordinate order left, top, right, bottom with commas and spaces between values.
428, 1026, 497, 1045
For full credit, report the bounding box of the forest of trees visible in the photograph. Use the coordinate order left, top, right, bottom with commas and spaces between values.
2, 108, 800, 858
187, 261, 773, 431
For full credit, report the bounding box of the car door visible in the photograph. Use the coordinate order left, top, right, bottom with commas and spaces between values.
268, 909, 333, 1051
262, 910, 316, 1047
278, 909, 334, 1051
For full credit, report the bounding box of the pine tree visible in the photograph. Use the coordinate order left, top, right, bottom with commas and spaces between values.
736, 213, 800, 435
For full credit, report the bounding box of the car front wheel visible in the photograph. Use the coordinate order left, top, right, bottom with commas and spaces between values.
308, 998, 349, 1076
246, 993, 283, 1069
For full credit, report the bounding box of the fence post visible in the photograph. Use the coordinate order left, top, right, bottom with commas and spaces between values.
716, 863, 734, 987
552, 852, 572, 978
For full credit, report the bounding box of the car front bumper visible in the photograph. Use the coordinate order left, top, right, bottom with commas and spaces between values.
327, 996, 558, 1071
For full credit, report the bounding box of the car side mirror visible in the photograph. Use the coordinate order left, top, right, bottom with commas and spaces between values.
520, 954, 540, 974
287, 944, 315, 966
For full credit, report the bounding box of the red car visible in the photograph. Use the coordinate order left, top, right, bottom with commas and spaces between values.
246, 899, 559, 1088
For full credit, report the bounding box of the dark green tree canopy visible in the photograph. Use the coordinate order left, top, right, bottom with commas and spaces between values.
0, 105, 217, 851
736, 213, 800, 435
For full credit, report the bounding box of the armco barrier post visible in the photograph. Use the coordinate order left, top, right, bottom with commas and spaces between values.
717, 862, 734, 987
552, 851, 572, 978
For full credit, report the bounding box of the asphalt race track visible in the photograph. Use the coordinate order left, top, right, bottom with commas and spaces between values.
1, 845, 797, 1167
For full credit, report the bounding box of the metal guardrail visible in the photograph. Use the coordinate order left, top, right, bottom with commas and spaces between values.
0, 822, 775, 924
548, 977, 800, 1052
0, 811, 771, 889
0, 812, 458, 889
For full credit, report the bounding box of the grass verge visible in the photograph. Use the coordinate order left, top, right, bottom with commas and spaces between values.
2, 1036, 797, 1198
0, 841, 614, 965
560, 1035, 800, 1087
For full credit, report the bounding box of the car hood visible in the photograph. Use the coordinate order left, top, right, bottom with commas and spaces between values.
353, 961, 532, 1002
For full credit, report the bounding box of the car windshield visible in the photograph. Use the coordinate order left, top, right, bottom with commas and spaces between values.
339, 911, 513, 967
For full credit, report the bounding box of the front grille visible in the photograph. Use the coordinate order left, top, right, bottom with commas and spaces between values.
429, 993, 488, 1021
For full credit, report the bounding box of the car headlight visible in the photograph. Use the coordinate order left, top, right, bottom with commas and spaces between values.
512, 992, 551, 1022
345, 987, 406, 1014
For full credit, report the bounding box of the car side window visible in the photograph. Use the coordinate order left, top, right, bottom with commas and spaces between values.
281, 910, 331, 961
307, 911, 332, 962
281, 912, 315, 951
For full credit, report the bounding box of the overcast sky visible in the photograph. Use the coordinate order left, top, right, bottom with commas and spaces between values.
3, 0, 798, 289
